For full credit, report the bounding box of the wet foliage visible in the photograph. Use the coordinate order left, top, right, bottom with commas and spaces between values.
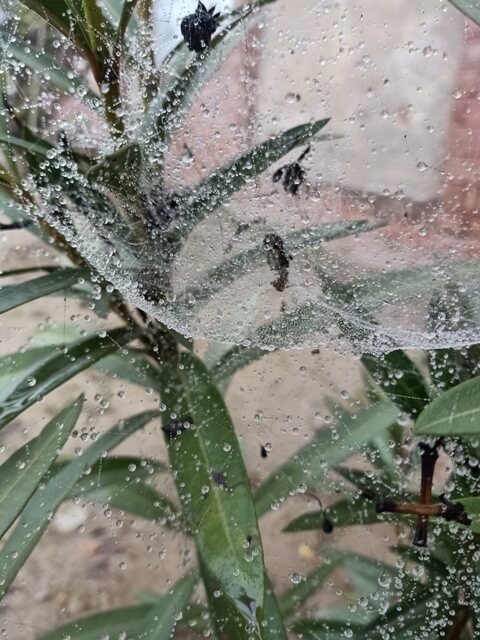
0, 0, 479, 639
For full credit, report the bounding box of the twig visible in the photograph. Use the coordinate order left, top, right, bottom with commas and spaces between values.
375, 495, 471, 527
413, 440, 442, 546
446, 605, 470, 640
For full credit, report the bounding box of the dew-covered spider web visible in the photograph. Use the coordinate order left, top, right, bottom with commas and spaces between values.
1, 0, 480, 354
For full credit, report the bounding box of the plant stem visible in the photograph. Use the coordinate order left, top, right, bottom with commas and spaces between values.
82, 0, 124, 137
446, 605, 470, 640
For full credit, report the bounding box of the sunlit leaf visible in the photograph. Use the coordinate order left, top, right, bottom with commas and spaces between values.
160, 352, 265, 639
0, 395, 83, 538
414, 376, 480, 436
0, 409, 159, 596
0, 326, 139, 430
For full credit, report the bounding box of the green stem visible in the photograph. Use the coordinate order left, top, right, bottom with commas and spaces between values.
82, 0, 124, 137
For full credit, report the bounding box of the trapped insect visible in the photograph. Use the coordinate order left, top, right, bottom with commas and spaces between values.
263, 233, 292, 292
162, 416, 193, 438
272, 145, 310, 195
181, 2, 220, 52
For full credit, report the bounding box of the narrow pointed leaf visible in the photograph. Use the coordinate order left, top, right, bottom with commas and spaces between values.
96, 349, 164, 389
18, 0, 95, 60
283, 499, 379, 533
180, 219, 383, 311
0, 409, 158, 595
37, 604, 153, 640
0, 268, 89, 314
4, 41, 96, 100
0, 395, 83, 538
362, 351, 430, 417
84, 481, 177, 522
154, 15, 255, 141
448, 0, 480, 25
62, 456, 166, 496
453, 496, 480, 532
254, 401, 398, 517
0, 326, 139, 430
140, 571, 197, 639
414, 376, 480, 436
181, 119, 331, 236
161, 352, 265, 639
278, 559, 339, 619
211, 345, 267, 391
87, 142, 142, 197
263, 574, 288, 639
291, 619, 366, 639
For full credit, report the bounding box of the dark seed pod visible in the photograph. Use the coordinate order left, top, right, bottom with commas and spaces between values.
162, 416, 193, 438
322, 516, 334, 534
181, 2, 220, 53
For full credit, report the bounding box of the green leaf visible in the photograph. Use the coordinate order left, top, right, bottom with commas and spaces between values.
180, 119, 332, 237
96, 349, 164, 389
263, 574, 288, 639
160, 352, 265, 639
153, 14, 255, 142
0, 409, 158, 596
0, 326, 139, 431
87, 142, 143, 197
83, 481, 177, 523
140, 571, 197, 639
3, 41, 96, 100
327, 549, 397, 595
0, 346, 52, 381
17, 0, 95, 59
448, 0, 480, 24
414, 376, 480, 436
37, 604, 153, 640
291, 619, 366, 639
362, 351, 430, 417
0, 395, 83, 538
456, 496, 480, 533
283, 498, 379, 533
0, 132, 51, 157
0, 267, 89, 314
278, 559, 339, 619
210, 345, 267, 392
254, 401, 398, 517
180, 219, 383, 312
62, 455, 166, 495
